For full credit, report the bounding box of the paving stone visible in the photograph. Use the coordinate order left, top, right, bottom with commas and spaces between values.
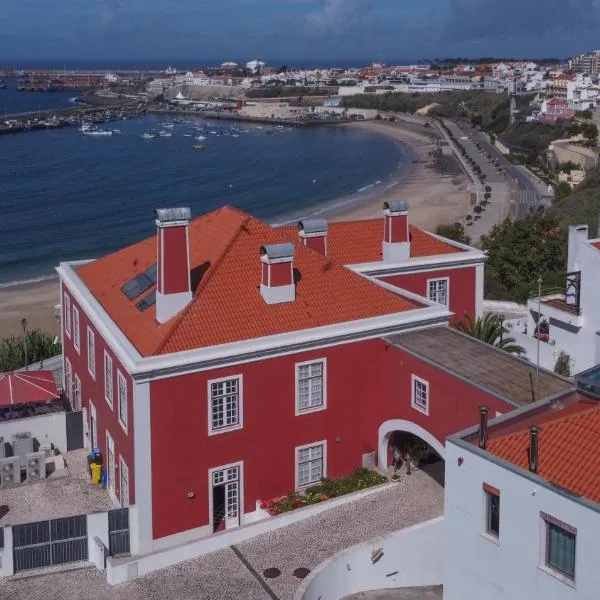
0, 465, 443, 600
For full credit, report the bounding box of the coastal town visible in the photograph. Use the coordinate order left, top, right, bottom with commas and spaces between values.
3, 18, 600, 600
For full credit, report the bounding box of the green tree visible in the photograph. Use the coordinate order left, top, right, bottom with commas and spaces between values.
0, 329, 61, 372
554, 351, 571, 377
480, 213, 566, 302
436, 222, 471, 245
456, 313, 525, 355
559, 161, 579, 173
582, 122, 598, 140
553, 181, 572, 202
473, 205, 483, 218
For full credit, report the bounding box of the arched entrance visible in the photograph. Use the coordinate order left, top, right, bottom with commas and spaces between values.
378, 419, 445, 470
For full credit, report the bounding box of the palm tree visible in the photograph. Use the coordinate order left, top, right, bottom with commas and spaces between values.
456, 313, 525, 355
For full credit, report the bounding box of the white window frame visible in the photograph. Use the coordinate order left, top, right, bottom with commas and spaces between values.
295, 440, 327, 489
117, 369, 128, 434
119, 456, 130, 508
427, 277, 449, 307
106, 431, 116, 500
89, 400, 98, 451
207, 374, 244, 436
72, 306, 80, 353
73, 373, 82, 412
65, 357, 72, 402
208, 460, 244, 532
87, 326, 96, 380
63, 292, 71, 338
411, 374, 429, 415
104, 351, 114, 409
295, 358, 327, 415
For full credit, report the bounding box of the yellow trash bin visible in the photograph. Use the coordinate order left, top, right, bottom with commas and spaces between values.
91, 463, 102, 484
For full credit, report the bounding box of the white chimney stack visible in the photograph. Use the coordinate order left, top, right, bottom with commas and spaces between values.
382, 200, 410, 262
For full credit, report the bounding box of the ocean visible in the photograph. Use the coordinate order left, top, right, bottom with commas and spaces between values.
0, 88, 408, 285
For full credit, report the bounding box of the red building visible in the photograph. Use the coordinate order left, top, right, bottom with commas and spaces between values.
57, 202, 500, 553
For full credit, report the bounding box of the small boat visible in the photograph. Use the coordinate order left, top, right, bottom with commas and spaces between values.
183, 134, 192, 137
140, 132, 156, 139
82, 128, 113, 136
195, 135, 206, 141
112, 129, 122, 134
158, 130, 172, 137
192, 145, 206, 151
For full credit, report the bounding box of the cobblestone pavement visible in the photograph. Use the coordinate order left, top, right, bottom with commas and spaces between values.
0, 467, 443, 600
342, 586, 442, 599
0, 450, 114, 526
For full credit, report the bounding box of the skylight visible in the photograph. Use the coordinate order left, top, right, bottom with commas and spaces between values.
121, 264, 157, 300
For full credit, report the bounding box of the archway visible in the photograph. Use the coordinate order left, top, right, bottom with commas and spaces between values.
378, 419, 445, 471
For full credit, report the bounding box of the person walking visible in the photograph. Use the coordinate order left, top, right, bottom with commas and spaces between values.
392, 444, 402, 473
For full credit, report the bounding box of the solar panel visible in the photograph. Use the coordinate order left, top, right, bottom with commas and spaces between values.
120, 263, 157, 301
136, 290, 156, 312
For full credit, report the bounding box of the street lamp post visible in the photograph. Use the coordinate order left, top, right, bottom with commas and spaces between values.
499, 315, 505, 343
536, 277, 542, 398
21, 318, 28, 371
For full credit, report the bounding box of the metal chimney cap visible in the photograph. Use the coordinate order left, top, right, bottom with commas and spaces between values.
260, 243, 295, 261
383, 200, 410, 214
298, 219, 328, 235
155, 207, 192, 224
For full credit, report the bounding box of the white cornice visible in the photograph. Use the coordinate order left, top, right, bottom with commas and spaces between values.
57, 260, 451, 383
349, 249, 486, 276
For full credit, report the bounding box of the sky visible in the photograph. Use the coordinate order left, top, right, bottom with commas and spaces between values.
1, 0, 599, 63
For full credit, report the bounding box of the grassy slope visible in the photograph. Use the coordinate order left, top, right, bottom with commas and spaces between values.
550, 165, 600, 230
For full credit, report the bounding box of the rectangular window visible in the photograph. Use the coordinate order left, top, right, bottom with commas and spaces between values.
65, 357, 72, 402
117, 370, 128, 432
543, 513, 576, 581
296, 359, 326, 414
208, 376, 243, 434
72, 306, 80, 352
63, 293, 71, 338
484, 486, 500, 538
427, 277, 449, 307
87, 327, 96, 379
296, 442, 326, 487
411, 375, 429, 415
73, 374, 82, 412
104, 351, 113, 408
119, 457, 130, 508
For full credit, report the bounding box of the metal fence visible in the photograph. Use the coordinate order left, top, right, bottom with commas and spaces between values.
108, 508, 130, 557
12, 515, 88, 573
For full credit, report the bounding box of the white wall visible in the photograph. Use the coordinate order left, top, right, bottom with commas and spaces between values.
0, 411, 67, 453
444, 440, 600, 600
297, 517, 443, 600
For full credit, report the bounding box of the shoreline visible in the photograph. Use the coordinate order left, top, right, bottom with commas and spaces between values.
0, 118, 471, 338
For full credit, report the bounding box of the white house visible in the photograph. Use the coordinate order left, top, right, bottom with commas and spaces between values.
445, 388, 600, 600
507, 224, 600, 375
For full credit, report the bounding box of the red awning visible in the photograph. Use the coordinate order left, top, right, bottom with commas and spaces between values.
0, 371, 60, 407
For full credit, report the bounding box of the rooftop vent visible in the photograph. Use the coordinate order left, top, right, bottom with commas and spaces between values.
478, 405, 489, 450
260, 243, 295, 261
383, 200, 409, 214
155, 207, 192, 225
528, 425, 540, 474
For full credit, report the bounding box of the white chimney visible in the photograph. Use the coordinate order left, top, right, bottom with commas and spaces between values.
566, 224, 588, 307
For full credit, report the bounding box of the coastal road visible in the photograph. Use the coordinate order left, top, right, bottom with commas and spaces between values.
441, 119, 510, 241
460, 122, 552, 220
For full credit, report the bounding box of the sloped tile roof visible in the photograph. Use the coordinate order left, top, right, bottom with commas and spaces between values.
280, 219, 463, 264
76, 206, 422, 356
486, 403, 600, 503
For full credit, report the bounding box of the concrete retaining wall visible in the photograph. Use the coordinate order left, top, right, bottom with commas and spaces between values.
106, 482, 396, 585
296, 517, 444, 600
0, 411, 67, 453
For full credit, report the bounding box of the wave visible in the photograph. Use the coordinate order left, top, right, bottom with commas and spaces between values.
0, 273, 58, 289
356, 180, 382, 193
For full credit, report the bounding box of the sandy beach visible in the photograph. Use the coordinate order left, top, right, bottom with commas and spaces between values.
331, 120, 472, 228
0, 118, 471, 338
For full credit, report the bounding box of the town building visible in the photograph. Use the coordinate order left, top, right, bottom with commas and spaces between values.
54, 202, 494, 554
445, 378, 600, 600
507, 224, 600, 375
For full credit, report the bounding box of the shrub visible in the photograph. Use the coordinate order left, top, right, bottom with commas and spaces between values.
0, 330, 61, 372
554, 351, 571, 377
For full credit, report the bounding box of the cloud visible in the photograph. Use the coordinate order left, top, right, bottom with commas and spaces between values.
444, 0, 598, 42
306, 0, 373, 34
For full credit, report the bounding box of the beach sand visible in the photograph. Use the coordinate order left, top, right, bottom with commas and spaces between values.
0, 119, 471, 338
0, 278, 60, 337
332, 120, 472, 229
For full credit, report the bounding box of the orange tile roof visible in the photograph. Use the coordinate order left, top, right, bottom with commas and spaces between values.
280, 220, 463, 265
486, 403, 600, 503
590, 241, 600, 251
76, 206, 423, 356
